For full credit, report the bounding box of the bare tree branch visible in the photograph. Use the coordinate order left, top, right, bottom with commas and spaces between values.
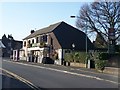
76, 1, 120, 47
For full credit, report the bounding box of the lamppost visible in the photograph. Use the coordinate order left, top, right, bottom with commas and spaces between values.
70, 16, 88, 67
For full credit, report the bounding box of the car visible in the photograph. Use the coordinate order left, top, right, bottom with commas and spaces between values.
42, 57, 54, 64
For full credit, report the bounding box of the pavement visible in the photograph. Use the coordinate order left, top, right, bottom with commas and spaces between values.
8, 59, 119, 85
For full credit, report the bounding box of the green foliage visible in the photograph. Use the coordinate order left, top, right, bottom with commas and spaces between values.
98, 53, 109, 60
64, 51, 86, 63
95, 60, 107, 71
94, 34, 107, 48
64, 53, 74, 62
39, 42, 47, 48
115, 45, 120, 53
98, 52, 120, 60
74, 52, 80, 62
78, 52, 86, 63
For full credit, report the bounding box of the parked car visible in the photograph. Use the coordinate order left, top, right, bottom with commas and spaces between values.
42, 57, 54, 64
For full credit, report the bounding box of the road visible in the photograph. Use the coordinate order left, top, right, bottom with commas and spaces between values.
2, 72, 32, 89
2, 59, 119, 89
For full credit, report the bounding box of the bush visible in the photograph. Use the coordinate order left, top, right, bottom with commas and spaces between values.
64, 53, 74, 62
74, 52, 80, 63
99, 52, 120, 60
115, 45, 120, 52
79, 52, 86, 63
98, 53, 109, 60
64, 51, 86, 63
95, 60, 107, 72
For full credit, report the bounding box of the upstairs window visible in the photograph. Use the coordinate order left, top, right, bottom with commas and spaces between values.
32, 39, 34, 43
43, 35, 47, 42
24, 41, 26, 47
36, 37, 39, 43
28, 40, 30, 44
39, 35, 47, 43
40, 36, 43, 42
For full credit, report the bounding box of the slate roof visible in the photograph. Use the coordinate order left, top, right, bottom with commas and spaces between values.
52, 22, 94, 50
23, 21, 95, 50
23, 22, 61, 40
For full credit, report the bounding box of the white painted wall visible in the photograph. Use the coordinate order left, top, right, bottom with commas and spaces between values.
57, 49, 63, 65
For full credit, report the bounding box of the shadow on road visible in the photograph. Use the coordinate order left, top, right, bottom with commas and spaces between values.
2, 74, 34, 90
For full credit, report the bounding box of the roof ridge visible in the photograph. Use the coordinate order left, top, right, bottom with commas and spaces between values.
37, 21, 62, 30
23, 21, 64, 40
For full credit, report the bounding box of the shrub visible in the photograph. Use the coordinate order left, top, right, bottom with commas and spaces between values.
79, 52, 86, 63
115, 45, 120, 52
39, 42, 47, 48
64, 51, 86, 63
95, 60, 107, 72
64, 53, 74, 62
98, 53, 109, 60
74, 52, 80, 63
99, 52, 120, 60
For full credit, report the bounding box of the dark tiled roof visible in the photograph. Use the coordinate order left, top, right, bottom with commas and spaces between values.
23, 22, 62, 40
53, 22, 95, 50
23, 21, 95, 50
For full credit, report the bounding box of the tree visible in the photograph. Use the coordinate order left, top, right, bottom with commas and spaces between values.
76, 0, 120, 47
94, 34, 107, 48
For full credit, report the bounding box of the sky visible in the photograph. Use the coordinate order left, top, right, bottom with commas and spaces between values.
0, 1, 95, 41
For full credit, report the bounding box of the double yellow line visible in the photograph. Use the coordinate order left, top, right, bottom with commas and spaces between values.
0, 68, 39, 90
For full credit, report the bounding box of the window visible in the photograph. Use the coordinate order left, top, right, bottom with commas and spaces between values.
40, 36, 43, 42
32, 39, 34, 43
43, 35, 47, 42
36, 37, 39, 43
28, 40, 30, 44
24, 41, 26, 47
27, 40, 31, 48
39, 35, 47, 43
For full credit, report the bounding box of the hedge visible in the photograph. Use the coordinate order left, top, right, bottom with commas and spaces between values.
64, 51, 86, 63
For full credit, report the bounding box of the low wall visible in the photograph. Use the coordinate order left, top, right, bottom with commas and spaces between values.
70, 62, 86, 68
107, 56, 120, 68
103, 67, 119, 75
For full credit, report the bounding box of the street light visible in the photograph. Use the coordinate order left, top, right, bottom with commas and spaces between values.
72, 43, 75, 62
70, 16, 80, 18
72, 43, 75, 49
70, 15, 88, 68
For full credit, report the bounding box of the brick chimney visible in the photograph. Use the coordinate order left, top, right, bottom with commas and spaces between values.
31, 30, 35, 34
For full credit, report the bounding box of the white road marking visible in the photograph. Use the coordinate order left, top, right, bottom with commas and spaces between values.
76, 68, 118, 78
3, 60, 119, 85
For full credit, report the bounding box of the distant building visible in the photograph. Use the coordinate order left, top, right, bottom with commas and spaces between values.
20, 21, 94, 65
0, 40, 5, 57
1, 34, 22, 57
